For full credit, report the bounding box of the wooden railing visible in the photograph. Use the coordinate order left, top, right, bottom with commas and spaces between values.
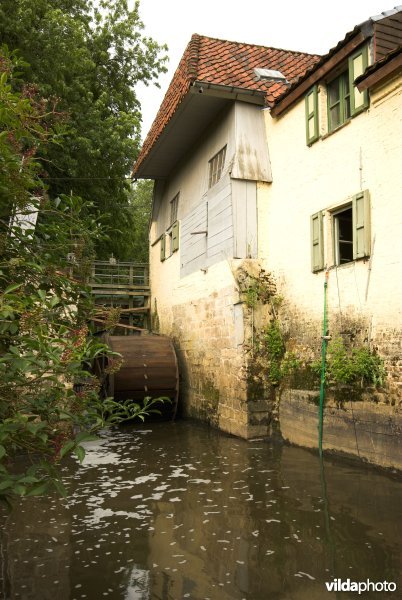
88, 261, 150, 331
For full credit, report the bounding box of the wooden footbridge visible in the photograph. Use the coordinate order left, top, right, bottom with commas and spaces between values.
89, 260, 150, 331
88, 260, 179, 418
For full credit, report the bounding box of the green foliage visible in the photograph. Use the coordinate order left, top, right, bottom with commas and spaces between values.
244, 286, 258, 309
250, 320, 299, 388
116, 179, 153, 262
325, 337, 385, 387
263, 321, 285, 384
0, 0, 167, 258
244, 277, 274, 308
0, 50, 163, 506
86, 395, 171, 426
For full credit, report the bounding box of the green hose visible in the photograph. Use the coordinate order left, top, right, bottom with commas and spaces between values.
318, 271, 329, 458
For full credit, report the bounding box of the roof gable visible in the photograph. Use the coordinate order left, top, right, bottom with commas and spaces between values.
133, 35, 319, 177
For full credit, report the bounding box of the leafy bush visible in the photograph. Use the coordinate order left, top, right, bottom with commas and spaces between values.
326, 337, 385, 387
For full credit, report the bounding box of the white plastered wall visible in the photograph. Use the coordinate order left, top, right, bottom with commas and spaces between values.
258, 74, 402, 396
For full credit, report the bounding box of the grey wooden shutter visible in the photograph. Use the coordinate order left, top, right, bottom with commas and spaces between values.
311, 211, 324, 272
352, 190, 370, 259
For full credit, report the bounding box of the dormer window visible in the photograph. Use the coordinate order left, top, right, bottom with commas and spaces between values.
328, 70, 351, 131
305, 44, 369, 144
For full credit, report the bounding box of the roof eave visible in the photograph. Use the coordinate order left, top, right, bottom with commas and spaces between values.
190, 80, 267, 104
133, 83, 266, 179
356, 49, 402, 91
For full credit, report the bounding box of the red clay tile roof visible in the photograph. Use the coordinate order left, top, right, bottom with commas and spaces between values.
133, 34, 320, 176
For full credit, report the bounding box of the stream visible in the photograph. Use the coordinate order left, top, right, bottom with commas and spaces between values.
1, 420, 401, 599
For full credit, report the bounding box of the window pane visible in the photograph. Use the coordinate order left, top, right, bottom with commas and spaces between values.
328, 80, 340, 105
330, 104, 341, 129
343, 73, 350, 94
334, 207, 353, 264
208, 146, 226, 188
170, 194, 179, 224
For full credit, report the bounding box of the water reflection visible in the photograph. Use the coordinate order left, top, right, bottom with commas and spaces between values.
1, 420, 401, 599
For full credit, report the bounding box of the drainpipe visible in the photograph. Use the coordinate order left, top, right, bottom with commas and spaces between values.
318, 270, 330, 459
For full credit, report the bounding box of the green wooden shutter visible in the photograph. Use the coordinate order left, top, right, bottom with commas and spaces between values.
349, 45, 369, 116
305, 86, 319, 145
311, 211, 324, 272
160, 234, 166, 262
352, 190, 370, 259
172, 220, 179, 252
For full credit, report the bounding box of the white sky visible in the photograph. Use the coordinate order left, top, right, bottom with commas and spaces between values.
135, 0, 396, 138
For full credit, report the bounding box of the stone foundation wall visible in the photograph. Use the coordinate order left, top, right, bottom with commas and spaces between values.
168, 283, 252, 438
280, 390, 402, 471
276, 295, 402, 406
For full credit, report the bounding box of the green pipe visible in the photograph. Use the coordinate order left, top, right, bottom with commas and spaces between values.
318, 271, 329, 459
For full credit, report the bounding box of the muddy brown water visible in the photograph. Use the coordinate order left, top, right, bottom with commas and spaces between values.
1, 420, 401, 600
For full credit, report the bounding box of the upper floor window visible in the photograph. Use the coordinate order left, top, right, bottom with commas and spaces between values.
333, 205, 353, 264
310, 190, 371, 272
305, 44, 369, 144
208, 146, 226, 188
170, 193, 179, 225
328, 70, 351, 131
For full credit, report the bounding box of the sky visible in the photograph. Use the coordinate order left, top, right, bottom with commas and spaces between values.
134, 0, 396, 139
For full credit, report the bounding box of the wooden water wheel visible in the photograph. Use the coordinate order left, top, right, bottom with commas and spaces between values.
96, 334, 179, 419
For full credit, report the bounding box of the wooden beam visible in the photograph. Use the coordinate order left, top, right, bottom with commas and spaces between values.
88, 283, 150, 290
95, 307, 150, 314
92, 318, 147, 332
91, 290, 150, 297
271, 32, 366, 117
356, 52, 402, 91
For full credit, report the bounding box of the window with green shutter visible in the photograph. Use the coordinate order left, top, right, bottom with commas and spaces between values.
349, 45, 369, 116
305, 86, 319, 145
160, 234, 166, 262
332, 190, 370, 265
327, 70, 351, 131
172, 220, 179, 252
326, 44, 369, 132
311, 211, 324, 272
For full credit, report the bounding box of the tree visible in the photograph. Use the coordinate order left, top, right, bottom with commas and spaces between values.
0, 0, 167, 258
0, 48, 165, 506
113, 179, 153, 262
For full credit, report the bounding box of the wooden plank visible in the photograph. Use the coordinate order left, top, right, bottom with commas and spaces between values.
91, 292, 150, 298
207, 206, 231, 226
207, 223, 233, 247
232, 179, 247, 258
88, 283, 150, 290
115, 378, 177, 391
357, 51, 402, 91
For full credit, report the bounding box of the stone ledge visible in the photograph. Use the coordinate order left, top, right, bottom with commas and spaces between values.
279, 390, 402, 471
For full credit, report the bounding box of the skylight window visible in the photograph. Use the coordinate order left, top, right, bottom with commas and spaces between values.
254, 68, 288, 83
